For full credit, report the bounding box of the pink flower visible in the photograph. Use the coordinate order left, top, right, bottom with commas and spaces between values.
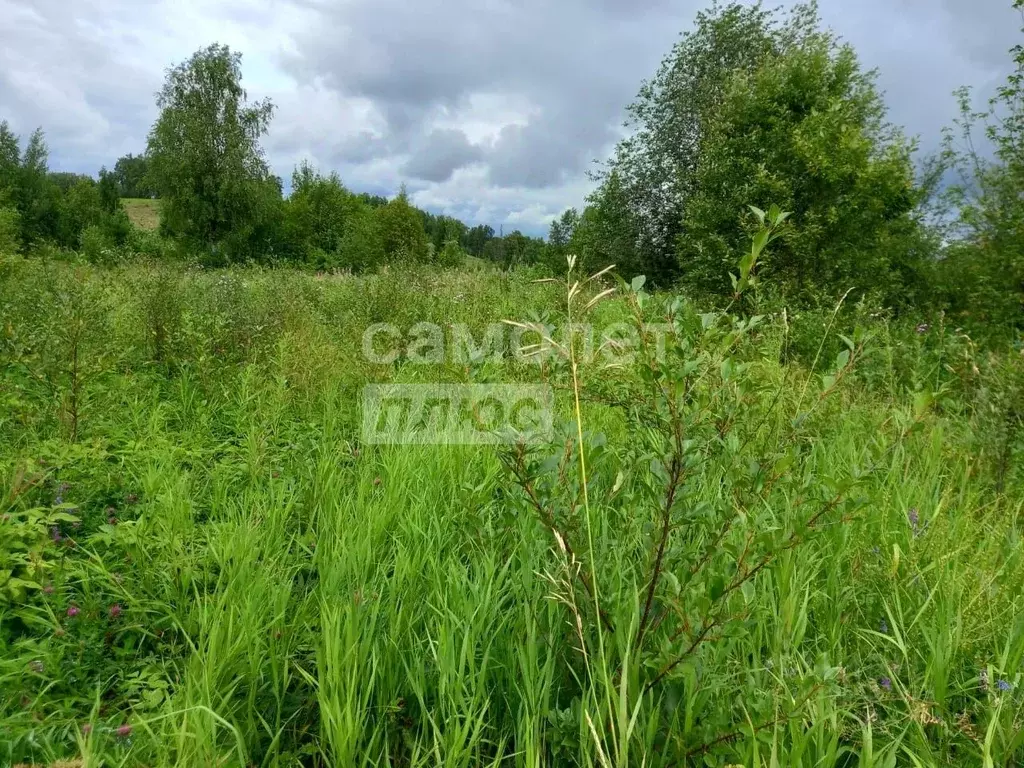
66, 605, 80, 618
116, 723, 132, 738
108, 603, 122, 620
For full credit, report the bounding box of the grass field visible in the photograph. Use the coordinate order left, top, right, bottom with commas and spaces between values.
121, 198, 160, 232
0, 255, 1022, 766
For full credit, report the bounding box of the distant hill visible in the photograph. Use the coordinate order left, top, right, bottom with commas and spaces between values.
122, 198, 160, 231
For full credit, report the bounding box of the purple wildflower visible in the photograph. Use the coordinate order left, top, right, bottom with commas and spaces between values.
879, 677, 892, 691
54, 482, 69, 505
108, 603, 122, 620
50, 526, 62, 543
907, 507, 919, 530
996, 679, 1012, 693
66, 604, 80, 618
116, 723, 132, 738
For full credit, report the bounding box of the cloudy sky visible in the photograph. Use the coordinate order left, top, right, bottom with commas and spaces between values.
1, 0, 1018, 234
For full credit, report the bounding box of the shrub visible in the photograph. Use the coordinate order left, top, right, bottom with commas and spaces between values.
0, 206, 19, 253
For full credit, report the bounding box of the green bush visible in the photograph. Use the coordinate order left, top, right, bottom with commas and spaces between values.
0, 206, 19, 253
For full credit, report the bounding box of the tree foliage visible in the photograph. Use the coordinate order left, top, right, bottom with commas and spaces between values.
677, 26, 927, 304
0, 122, 127, 253
111, 154, 154, 198
602, 2, 787, 283
375, 186, 430, 263
937, 1, 1024, 330
146, 44, 278, 262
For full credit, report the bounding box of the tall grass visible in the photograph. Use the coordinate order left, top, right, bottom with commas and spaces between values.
0, 252, 1021, 766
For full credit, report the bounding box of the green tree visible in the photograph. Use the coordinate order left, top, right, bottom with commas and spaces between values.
375, 186, 429, 263
437, 237, 466, 268
146, 44, 278, 263
463, 224, 494, 257
98, 168, 121, 215
47, 172, 93, 193
677, 26, 928, 303
282, 162, 361, 264
602, 2, 794, 283
0, 206, 18, 253
571, 171, 642, 277
0, 122, 19, 196
338, 204, 385, 272
546, 207, 578, 264
112, 153, 154, 198
0, 122, 21, 250
15, 129, 60, 246
937, 1, 1024, 330
57, 178, 104, 248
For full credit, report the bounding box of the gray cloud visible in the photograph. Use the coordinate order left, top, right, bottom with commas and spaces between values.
0, 0, 1019, 233
401, 128, 482, 182
284, 0, 689, 187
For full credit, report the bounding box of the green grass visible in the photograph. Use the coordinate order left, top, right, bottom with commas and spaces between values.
121, 198, 161, 232
0, 255, 1021, 766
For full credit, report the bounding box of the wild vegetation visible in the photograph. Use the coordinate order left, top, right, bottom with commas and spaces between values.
1, 1, 1023, 766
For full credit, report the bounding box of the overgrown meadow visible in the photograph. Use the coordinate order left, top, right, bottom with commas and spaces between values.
1, 245, 1022, 767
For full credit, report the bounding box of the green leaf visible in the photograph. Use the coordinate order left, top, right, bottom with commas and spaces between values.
913, 389, 933, 417
630, 275, 647, 292
741, 580, 755, 604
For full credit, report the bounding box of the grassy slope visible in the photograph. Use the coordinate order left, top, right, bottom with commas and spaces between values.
0, 257, 1021, 766
121, 198, 160, 231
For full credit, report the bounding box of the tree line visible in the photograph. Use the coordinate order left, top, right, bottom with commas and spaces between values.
0, 44, 543, 270
1, 1, 1022, 334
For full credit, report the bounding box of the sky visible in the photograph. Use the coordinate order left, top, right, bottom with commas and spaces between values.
0, 0, 1019, 235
